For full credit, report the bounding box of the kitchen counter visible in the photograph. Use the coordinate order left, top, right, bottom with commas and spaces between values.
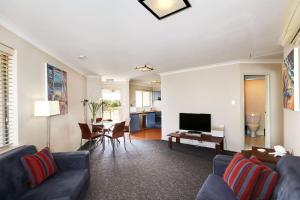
130, 111, 161, 132
130, 111, 161, 114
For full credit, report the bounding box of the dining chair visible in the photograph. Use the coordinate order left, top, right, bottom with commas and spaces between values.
96, 118, 102, 123
78, 123, 103, 150
105, 121, 126, 151
124, 118, 131, 143
92, 123, 104, 133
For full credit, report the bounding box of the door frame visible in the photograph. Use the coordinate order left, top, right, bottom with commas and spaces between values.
241, 74, 271, 149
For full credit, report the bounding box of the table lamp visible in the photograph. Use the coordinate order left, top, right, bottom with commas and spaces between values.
34, 100, 60, 149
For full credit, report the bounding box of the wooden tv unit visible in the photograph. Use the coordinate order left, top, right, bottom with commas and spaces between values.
167, 132, 224, 154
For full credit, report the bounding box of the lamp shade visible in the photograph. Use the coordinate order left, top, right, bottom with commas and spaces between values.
34, 101, 60, 116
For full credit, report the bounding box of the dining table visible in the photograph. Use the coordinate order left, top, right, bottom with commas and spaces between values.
90, 120, 118, 148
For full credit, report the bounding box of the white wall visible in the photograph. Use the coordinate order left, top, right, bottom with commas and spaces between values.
161, 62, 283, 152
162, 64, 242, 151
284, 44, 300, 155
0, 25, 86, 152
86, 76, 102, 122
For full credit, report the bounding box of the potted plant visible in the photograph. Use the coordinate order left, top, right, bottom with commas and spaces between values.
88, 101, 102, 124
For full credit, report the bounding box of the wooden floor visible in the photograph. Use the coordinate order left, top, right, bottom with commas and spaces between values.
131, 128, 161, 140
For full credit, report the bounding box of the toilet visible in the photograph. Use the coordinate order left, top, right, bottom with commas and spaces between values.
246, 112, 261, 137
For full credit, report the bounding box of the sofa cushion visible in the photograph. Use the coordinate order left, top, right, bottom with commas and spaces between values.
223, 153, 262, 200
19, 169, 89, 200
0, 145, 37, 200
195, 174, 237, 200
21, 147, 58, 188
252, 168, 279, 200
249, 156, 279, 200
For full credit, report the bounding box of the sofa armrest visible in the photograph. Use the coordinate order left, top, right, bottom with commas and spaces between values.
53, 151, 90, 171
213, 155, 232, 177
195, 174, 237, 200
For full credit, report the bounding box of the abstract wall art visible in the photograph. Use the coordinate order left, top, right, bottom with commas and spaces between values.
283, 48, 299, 111
46, 64, 68, 114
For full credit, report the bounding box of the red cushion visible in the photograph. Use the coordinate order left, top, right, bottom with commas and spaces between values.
223, 153, 262, 200
250, 156, 279, 200
21, 147, 57, 188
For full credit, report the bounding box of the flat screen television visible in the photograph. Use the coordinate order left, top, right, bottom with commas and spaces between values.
179, 113, 211, 133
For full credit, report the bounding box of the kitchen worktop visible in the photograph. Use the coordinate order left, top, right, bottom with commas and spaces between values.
130, 111, 161, 114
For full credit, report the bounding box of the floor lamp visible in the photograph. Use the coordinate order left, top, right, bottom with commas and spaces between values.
34, 101, 60, 149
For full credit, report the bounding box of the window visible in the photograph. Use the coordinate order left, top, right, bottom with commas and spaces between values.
0, 44, 15, 148
102, 89, 121, 122
136, 90, 152, 107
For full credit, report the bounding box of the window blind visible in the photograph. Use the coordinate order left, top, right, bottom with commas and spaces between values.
0, 45, 14, 147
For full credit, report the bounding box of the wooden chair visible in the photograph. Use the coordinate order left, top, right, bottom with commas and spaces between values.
78, 123, 103, 150
105, 121, 126, 151
124, 118, 131, 143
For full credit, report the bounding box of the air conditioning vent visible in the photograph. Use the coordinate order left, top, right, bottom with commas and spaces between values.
281, 0, 300, 46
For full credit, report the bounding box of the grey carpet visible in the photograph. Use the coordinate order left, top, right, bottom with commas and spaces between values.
83, 139, 215, 200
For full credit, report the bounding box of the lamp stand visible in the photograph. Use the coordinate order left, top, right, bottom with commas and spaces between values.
47, 117, 51, 149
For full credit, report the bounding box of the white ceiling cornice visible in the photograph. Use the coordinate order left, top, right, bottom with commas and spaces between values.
160, 59, 283, 76
0, 19, 86, 76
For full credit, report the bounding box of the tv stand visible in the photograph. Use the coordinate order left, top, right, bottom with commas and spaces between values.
187, 131, 202, 134
167, 132, 224, 154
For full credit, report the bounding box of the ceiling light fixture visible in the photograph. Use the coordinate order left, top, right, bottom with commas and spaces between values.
135, 65, 154, 72
151, 80, 161, 84
138, 0, 191, 20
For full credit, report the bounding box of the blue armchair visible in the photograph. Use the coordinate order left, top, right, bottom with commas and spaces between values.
0, 145, 90, 200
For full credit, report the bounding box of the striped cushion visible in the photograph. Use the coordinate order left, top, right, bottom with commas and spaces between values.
21, 147, 57, 188
250, 156, 279, 200
223, 153, 262, 200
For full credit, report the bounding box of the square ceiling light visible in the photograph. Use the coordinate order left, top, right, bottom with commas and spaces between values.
138, 0, 191, 20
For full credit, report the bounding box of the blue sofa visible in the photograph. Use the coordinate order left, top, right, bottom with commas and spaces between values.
196, 154, 300, 200
0, 145, 90, 200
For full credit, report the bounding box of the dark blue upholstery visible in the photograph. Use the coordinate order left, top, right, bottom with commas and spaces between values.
273, 155, 300, 200
195, 174, 237, 200
212, 154, 232, 176
0, 145, 37, 200
19, 170, 89, 200
196, 154, 300, 200
0, 145, 90, 200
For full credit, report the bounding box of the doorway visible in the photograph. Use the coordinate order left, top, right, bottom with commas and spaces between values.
243, 75, 270, 149
102, 89, 121, 122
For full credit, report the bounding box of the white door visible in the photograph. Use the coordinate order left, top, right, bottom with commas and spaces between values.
264, 75, 271, 148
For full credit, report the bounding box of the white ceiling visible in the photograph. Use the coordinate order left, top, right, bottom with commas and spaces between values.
0, 0, 287, 80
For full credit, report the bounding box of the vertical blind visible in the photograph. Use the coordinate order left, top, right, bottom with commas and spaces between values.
0, 45, 14, 147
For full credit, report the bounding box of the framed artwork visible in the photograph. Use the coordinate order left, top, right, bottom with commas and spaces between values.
282, 48, 300, 111
46, 63, 68, 114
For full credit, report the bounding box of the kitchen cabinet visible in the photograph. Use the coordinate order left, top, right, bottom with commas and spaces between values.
130, 111, 161, 132
155, 112, 161, 128
153, 91, 161, 101
146, 112, 156, 128
130, 113, 140, 132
